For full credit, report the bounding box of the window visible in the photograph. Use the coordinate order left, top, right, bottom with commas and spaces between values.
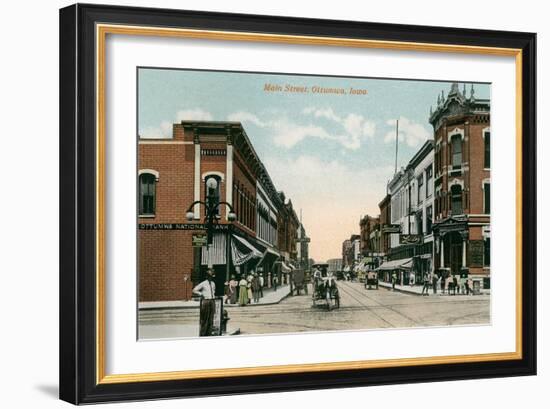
484, 183, 491, 214
416, 211, 423, 235
426, 166, 433, 198
426, 205, 433, 234
484, 238, 491, 266
417, 175, 423, 203
204, 175, 221, 216
451, 135, 462, 169
451, 184, 463, 215
139, 173, 156, 216
485, 131, 491, 168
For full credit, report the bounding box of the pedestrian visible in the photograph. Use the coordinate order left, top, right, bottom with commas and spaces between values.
227, 274, 238, 304
432, 273, 438, 294
259, 274, 264, 298
252, 274, 261, 303
409, 273, 415, 287
437, 274, 442, 295
444, 275, 451, 295
467, 278, 474, 295
238, 275, 249, 306
421, 273, 430, 296
273, 274, 278, 291
452, 275, 459, 296
391, 272, 397, 290
247, 272, 253, 304
192, 269, 216, 336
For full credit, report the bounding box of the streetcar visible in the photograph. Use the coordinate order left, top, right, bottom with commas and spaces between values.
311, 263, 340, 310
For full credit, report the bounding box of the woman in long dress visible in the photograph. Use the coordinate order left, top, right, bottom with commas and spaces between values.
229, 275, 238, 304
238, 275, 249, 306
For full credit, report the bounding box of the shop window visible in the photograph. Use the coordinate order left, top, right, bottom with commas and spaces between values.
139, 173, 156, 216
484, 237, 491, 266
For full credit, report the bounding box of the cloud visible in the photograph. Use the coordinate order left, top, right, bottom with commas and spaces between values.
264, 155, 393, 261
175, 108, 213, 122
228, 108, 377, 151
302, 107, 377, 150
383, 116, 430, 147
139, 109, 213, 139
139, 121, 173, 139
226, 111, 267, 127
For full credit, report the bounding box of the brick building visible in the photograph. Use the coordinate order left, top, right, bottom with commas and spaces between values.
378, 194, 392, 256
359, 215, 380, 256
430, 83, 491, 288
138, 121, 295, 301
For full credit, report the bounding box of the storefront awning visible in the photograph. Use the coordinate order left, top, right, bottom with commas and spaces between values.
231, 234, 263, 266
280, 262, 292, 273
201, 233, 226, 266
343, 265, 350, 272
354, 262, 366, 272
376, 257, 413, 271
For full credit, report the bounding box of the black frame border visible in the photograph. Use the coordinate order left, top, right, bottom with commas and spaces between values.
59, 3, 536, 404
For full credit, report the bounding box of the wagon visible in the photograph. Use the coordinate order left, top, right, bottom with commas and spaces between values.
364, 271, 379, 290
311, 264, 340, 310
291, 269, 307, 295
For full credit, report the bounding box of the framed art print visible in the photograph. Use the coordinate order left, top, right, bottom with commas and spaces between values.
59, 3, 536, 404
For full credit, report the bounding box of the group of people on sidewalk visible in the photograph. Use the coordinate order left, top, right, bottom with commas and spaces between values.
192, 269, 282, 336
224, 272, 278, 306
420, 272, 474, 296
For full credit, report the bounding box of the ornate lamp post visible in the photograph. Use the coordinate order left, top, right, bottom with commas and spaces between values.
186, 178, 237, 337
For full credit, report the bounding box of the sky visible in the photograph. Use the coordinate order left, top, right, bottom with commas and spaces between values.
138, 68, 490, 262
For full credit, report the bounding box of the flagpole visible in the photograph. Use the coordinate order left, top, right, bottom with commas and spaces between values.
394, 119, 399, 175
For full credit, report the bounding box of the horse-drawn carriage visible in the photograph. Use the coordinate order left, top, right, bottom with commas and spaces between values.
311, 263, 340, 310
364, 270, 379, 290
291, 269, 308, 295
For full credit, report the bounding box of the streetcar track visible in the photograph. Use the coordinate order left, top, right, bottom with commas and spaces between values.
337, 282, 421, 326
334, 282, 395, 327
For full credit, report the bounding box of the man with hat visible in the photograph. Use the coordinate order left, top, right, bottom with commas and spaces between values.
192, 269, 217, 336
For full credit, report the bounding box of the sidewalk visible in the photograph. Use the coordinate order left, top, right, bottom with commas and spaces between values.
378, 281, 491, 296
139, 284, 291, 310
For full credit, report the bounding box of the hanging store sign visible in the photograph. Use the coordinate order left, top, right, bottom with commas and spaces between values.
192, 234, 208, 247
382, 224, 401, 233
399, 234, 423, 245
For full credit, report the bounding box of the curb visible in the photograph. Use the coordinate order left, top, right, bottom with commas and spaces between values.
378, 283, 491, 297
139, 289, 292, 311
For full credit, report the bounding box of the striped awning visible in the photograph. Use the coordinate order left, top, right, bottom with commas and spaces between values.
201, 233, 227, 266
376, 257, 413, 271
231, 234, 263, 266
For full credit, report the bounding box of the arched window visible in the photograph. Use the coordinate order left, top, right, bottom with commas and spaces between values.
139, 173, 156, 216
451, 135, 462, 169
451, 184, 463, 215
204, 175, 221, 217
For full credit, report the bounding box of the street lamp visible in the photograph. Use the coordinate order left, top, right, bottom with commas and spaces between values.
185, 177, 237, 245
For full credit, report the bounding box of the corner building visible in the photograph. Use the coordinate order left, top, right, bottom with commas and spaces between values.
138, 121, 286, 301
430, 83, 491, 289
